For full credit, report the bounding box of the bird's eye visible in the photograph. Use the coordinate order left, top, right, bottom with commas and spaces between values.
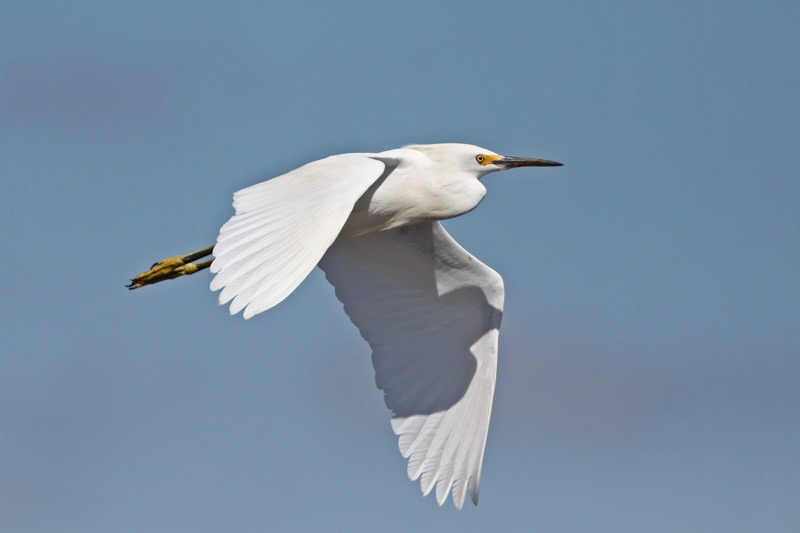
476, 154, 496, 166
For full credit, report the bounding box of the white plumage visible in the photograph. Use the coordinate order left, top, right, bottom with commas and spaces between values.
210, 154, 386, 318
320, 221, 502, 508
207, 144, 561, 508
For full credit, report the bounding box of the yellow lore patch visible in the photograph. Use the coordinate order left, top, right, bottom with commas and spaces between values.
475, 154, 501, 166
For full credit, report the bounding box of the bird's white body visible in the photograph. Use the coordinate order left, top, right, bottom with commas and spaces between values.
206, 143, 560, 508
342, 146, 490, 236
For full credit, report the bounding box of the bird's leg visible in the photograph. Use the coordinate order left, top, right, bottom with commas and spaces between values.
126, 245, 215, 289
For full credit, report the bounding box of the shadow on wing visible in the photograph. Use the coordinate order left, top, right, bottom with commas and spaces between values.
319, 222, 503, 417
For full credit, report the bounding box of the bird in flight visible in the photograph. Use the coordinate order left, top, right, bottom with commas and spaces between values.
128, 143, 562, 508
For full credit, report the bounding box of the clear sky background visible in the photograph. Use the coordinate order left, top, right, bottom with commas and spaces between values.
2, 2, 798, 532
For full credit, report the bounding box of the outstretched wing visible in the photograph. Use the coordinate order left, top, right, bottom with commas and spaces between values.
318, 221, 505, 509
210, 154, 388, 319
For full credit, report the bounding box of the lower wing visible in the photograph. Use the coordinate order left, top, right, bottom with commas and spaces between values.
318, 221, 505, 508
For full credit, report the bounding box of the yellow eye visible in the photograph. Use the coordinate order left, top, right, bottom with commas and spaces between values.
476, 154, 497, 166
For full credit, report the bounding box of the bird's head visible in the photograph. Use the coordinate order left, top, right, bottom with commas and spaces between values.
405, 143, 562, 178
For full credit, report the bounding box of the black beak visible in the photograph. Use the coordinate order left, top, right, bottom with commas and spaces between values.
494, 156, 563, 168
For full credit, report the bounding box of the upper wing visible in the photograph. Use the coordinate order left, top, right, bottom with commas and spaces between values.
318, 221, 505, 509
210, 154, 389, 319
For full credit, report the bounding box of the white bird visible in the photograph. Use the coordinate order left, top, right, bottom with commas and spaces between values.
128, 143, 562, 508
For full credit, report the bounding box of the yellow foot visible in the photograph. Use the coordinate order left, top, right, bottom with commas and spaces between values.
126, 245, 215, 289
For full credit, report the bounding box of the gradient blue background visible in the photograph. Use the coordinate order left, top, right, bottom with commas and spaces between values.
2, 2, 798, 531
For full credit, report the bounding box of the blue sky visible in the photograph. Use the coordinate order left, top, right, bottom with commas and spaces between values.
1, 2, 798, 531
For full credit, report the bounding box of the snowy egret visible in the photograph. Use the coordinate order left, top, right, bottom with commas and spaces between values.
128, 143, 562, 508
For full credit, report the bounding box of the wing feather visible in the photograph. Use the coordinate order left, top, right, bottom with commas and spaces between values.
210, 154, 388, 319
318, 221, 504, 508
